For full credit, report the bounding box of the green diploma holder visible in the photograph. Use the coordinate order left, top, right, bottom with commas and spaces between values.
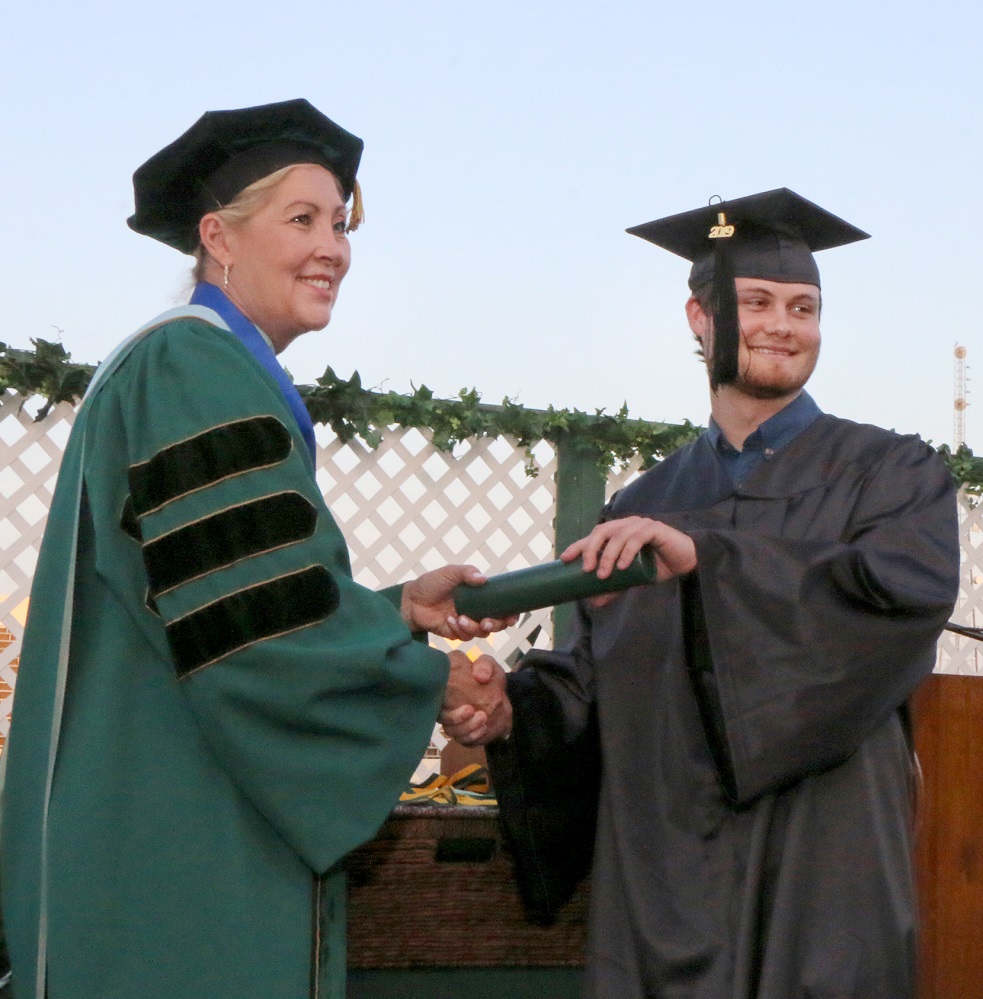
454, 547, 657, 620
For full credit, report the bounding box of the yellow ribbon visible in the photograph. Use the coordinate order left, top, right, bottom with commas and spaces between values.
399, 764, 497, 807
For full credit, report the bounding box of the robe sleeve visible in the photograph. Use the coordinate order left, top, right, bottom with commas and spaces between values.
686, 434, 959, 804
486, 607, 601, 921
91, 319, 449, 873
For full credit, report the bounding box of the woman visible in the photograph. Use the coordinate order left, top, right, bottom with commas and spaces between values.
0, 99, 502, 999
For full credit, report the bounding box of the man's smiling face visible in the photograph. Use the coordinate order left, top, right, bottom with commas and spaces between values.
691, 277, 821, 401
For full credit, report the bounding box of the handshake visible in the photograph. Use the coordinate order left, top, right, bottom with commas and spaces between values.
441, 648, 513, 747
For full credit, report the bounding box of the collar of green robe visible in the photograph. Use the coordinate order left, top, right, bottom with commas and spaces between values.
626, 188, 870, 389
127, 98, 364, 253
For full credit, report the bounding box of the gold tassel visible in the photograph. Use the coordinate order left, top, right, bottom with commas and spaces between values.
347, 179, 364, 232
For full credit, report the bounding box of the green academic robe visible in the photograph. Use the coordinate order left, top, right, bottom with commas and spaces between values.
0, 312, 448, 999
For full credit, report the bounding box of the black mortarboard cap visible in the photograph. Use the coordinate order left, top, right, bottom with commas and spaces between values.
626, 188, 869, 388
128, 98, 363, 253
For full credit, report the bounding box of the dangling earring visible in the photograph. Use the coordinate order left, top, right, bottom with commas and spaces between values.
224, 264, 230, 288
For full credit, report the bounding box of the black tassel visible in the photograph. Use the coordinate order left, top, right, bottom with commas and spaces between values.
709, 238, 740, 390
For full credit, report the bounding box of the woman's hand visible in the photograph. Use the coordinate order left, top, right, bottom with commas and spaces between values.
440, 650, 512, 746
561, 516, 697, 606
401, 565, 519, 640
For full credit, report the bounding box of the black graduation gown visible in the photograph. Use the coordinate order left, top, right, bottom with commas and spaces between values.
489, 414, 959, 999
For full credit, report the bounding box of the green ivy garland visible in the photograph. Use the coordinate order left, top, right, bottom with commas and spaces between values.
300, 368, 703, 474
4, 338, 983, 490
0, 339, 94, 420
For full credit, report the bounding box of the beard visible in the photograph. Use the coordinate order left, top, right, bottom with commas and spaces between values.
723, 337, 819, 400
730, 368, 808, 399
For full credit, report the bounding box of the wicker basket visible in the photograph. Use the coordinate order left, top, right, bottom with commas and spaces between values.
346, 806, 589, 969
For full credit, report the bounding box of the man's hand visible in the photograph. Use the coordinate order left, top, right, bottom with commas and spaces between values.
561, 515, 697, 607
401, 565, 519, 640
440, 650, 512, 746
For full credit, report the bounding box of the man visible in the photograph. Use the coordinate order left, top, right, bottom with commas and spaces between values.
441, 189, 960, 999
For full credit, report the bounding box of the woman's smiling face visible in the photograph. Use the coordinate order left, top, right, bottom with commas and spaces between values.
219, 163, 352, 352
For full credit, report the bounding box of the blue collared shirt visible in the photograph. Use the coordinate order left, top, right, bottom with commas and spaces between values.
190, 282, 317, 464
707, 391, 823, 485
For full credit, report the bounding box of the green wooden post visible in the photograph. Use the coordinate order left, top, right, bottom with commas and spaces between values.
553, 434, 608, 644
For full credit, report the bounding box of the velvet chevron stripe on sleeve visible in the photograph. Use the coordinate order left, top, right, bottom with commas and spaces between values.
165, 565, 340, 678
128, 415, 293, 517
142, 491, 318, 596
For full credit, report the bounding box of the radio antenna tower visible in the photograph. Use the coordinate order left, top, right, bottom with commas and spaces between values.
954, 343, 969, 448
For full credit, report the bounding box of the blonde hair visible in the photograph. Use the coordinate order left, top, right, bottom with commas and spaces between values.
191, 165, 363, 281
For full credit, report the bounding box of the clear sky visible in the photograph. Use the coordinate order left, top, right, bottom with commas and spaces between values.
3, 0, 980, 450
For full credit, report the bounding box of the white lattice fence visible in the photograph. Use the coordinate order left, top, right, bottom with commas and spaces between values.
0, 391, 979, 746
313, 424, 559, 668
0, 394, 565, 744
938, 490, 983, 675
0, 394, 76, 743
